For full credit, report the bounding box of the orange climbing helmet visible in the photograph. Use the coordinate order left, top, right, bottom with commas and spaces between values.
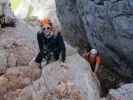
40, 17, 49, 27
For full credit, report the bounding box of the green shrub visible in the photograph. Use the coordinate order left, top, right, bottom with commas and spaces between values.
26, 5, 33, 18
10, 0, 22, 12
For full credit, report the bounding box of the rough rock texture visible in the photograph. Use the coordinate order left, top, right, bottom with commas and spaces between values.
55, 0, 133, 78
108, 83, 133, 100
0, 1, 42, 99
15, 53, 101, 100
0, 24, 38, 73
0, 3, 102, 98
0, 47, 8, 74
0, 1, 39, 73
0, 65, 41, 100
55, 0, 89, 48
0, 40, 102, 100
0, 0, 39, 72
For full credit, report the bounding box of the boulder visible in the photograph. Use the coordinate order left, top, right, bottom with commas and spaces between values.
0, 18, 38, 70
0, 76, 8, 100
10, 46, 34, 66
4, 65, 41, 82
16, 53, 101, 100
4, 89, 22, 100
0, 65, 41, 99
108, 83, 133, 100
0, 17, 102, 99
0, 32, 34, 68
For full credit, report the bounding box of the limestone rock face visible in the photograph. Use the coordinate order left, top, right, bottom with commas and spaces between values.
0, 16, 38, 72
15, 54, 101, 100
0, 19, 101, 99
0, 47, 8, 74
0, 35, 102, 100
108, 83, 133, 100
55, 0, 133, 78
0, 65, 41, 100
0, 1, 107, 99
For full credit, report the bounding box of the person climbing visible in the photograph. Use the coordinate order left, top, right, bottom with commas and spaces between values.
34, 25, 66, 68
83, 49, 101, 73
35, 27, 53, 65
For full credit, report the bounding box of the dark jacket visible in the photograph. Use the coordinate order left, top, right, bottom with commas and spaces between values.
37, 31, 46, 51
37, 31, 66, 62
55, 32, 66, 62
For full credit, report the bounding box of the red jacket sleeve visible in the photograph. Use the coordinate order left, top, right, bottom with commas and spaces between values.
96, 56, 101, 65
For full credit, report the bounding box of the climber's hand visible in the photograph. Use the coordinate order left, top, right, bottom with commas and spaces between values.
60, 62, 68, 69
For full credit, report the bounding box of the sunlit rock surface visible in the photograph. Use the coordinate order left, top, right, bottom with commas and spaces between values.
16, 54, 101, 100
